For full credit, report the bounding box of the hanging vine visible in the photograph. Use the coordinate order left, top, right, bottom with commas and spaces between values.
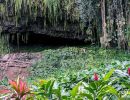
0, 0, 130, 48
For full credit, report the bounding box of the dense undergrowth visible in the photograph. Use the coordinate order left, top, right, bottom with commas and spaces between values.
1, 44, 130, 99
0, 66, 130, 99
30, 46, 130, 79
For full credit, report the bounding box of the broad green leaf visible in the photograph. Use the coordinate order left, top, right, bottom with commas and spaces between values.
46, 80, 51, 91
62, 96, 69, 100
103, 69, 114, 81
84, 87, 94, 94
53, 87, 61, 99
98, 86, 119, 98
71, 82, 82, 97
80, 93, 93, 100
122, 91, 130, 99
122, 83, 130, 89
48, 81, 55, 93
89, 82, 97, 90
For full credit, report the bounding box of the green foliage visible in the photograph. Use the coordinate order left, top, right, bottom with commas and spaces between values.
0, 0, 130, 48
31, 68, 130, 100
1, 63, 130, 99
82, 69, 119, 100
33, 80, 55, 99
30, 46, 130, 79
0, 36, 10, 54
103, 68, 114, 81
25, 46, 130, 99
1, 0, 78, 26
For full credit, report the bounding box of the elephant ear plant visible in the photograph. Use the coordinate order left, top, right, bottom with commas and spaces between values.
70, 69, 120, 100
32, 69, 121, 100
32, 79, 57, 99
0, 77, 31, 100
1, 69, 129, 99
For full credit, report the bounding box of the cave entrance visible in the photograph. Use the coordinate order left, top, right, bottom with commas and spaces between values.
9, 33, 90, 46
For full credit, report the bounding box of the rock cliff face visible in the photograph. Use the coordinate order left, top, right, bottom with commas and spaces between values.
0, 0, 98, 44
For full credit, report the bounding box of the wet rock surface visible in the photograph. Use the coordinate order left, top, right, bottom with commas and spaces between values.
0, 53, 42, 80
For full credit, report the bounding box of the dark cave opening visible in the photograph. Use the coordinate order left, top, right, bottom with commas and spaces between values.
9, 33, 91, 46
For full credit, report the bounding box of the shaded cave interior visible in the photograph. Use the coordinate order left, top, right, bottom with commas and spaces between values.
7, 33, 92, 46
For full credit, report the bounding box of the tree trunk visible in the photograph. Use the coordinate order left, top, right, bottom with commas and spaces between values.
100, 0, 110, 48
116, 0, 128, 50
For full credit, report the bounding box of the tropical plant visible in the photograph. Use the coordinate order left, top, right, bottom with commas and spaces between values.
0, 77, 31, 100
31, 69, 122, 100
68, 69, 119, 100
1, 64, 130, 99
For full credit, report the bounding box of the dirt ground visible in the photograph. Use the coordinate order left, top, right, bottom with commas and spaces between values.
0, 52, 42, 80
